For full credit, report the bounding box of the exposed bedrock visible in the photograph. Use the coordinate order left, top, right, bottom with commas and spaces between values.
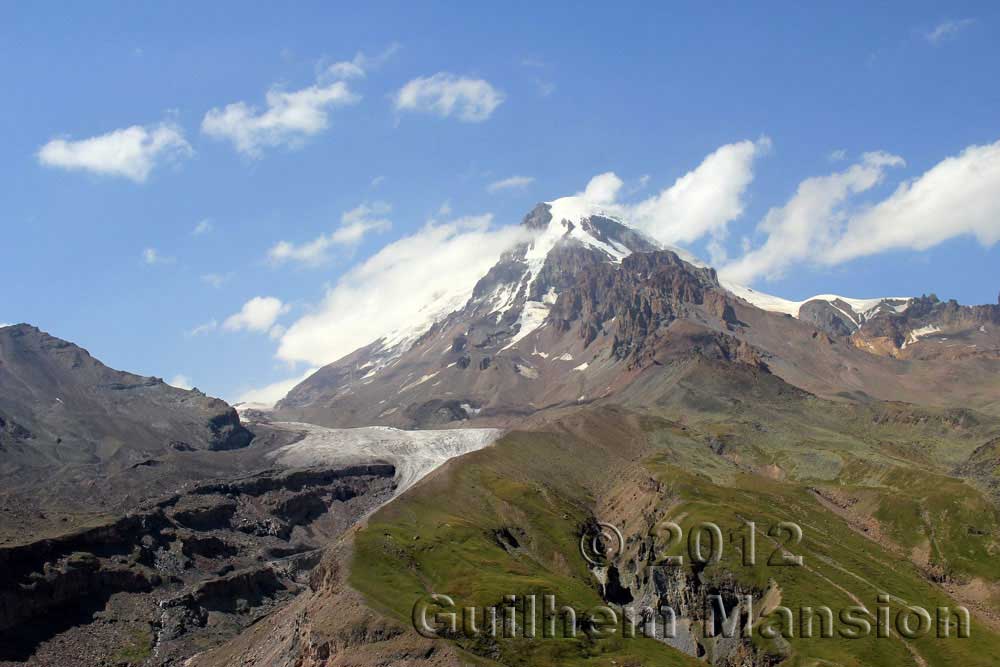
0, 464, 395, 664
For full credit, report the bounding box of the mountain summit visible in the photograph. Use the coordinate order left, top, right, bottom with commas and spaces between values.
276, 201, 1000, 427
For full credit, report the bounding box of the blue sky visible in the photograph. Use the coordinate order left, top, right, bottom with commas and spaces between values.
2, 2, 999, 402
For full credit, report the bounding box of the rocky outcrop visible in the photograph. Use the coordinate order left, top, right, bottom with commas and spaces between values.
836, 295, 1000, 359
0, 464, 395, 665
549, 250, 729, 364
591, 519, 783, 667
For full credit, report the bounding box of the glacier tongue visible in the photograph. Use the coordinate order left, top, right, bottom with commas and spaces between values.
266, 422, 503, 495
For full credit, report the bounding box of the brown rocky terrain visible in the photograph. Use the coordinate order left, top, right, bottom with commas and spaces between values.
2, 201, 999, 666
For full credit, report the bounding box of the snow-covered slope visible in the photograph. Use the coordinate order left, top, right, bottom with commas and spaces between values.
475, 197, 661, 346
722, 281, 911, 322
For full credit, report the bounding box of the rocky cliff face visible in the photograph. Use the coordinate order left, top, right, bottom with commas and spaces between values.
0, 463, 395, 665
549, 250, 725, 364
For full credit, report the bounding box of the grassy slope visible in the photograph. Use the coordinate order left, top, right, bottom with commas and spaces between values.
350, 361, 1000, 666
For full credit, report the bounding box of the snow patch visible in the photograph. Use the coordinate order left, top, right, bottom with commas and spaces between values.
400, 372, 438, 392
573, 362, 589, 371
524, 197, 636, 294
502, 300, 550, 350
903, 324, 942, 349
460, 403, 481, 417
515, 363, 539, 379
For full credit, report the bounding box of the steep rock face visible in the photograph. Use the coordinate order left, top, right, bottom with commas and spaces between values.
850, 295, 1000, 359
549, 250, 721, 363
797, 300, 859, 337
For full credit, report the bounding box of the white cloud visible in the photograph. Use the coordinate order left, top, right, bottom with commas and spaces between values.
193, 218, 214, 235
720, 141, 1000, 283
720, 151, 904, 283
324, 43, 400, 80
534, 79, 556, 97
624, 138, 771, 246
276, 215, 531, 366
567, 139, 770, 248
234, 367, 318, 407
201, 273, 231, 288
202, 81, 360, 156
583, 172, 624, 205
143, 247, 174, 265
827, 140, 1000, 264
223, 296, 289, 334
438, 200, 453, 216
38, 121, 191, 182
187, 319, 218, 337
267, 201, 392, 266
925, 19, 975, 45
829, 149, 848, 162
487, 175, 534, 193
326, 59, 365, 80
370, 175, 385, 188
168, 374, 193, 390
394, 73, 504, 122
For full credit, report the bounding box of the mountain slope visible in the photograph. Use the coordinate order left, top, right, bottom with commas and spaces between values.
276, 201, 1000, 427
0, 324, 252, 465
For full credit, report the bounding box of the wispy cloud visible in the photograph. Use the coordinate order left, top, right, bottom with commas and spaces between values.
142, 247, 174, 265
187, 319, 218, 337
323, 43, 400, 80
534, 79, 556, 97
277, 215, 531, 366
267, 201, 392, 267
168, 374, 193, 390
487, 175, 535, 193
38, 121, 191, 182
193, 218, 214, 235
828, 149, 847, 162
394, 73, 504, 122
201, 273, 232, 288
924, 18, 975, 45
721, 151, 904, 283
233, 366, 318, 407
202, 81, 360, 156
721, 139, 1000, 283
